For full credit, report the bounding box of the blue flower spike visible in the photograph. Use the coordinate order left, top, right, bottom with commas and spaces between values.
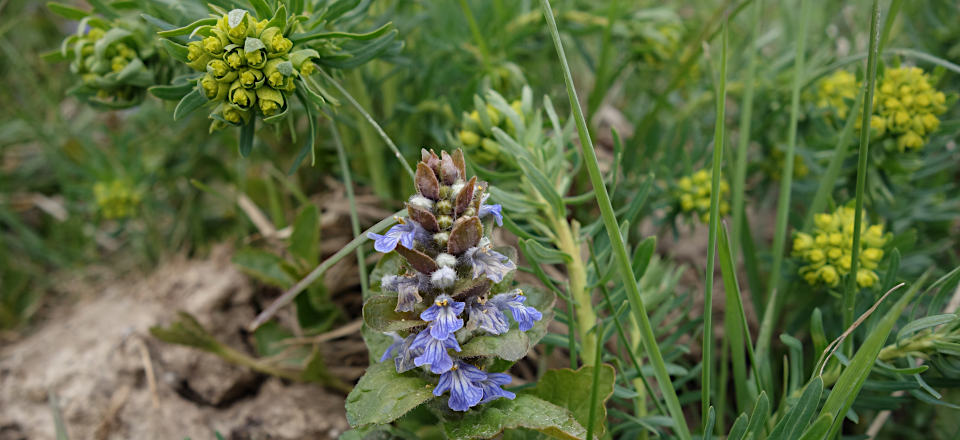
364, 149, 546, 414
421, 294, 465, 339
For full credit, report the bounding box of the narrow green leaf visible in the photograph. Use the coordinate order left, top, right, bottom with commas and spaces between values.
47, 2, 89, 20
159, 38, 190, 63
796, 413, 833, 440
148, 82, 196, 100
156, 18, 217, 37
769, 377, 823, 440
897, 314, 958, 340
290, 205, 320, 267
744, 392, 770, 437
516, 156, 564, 216
239, 118, 255, 157
232, 248, 295, 288
173, 88, 207, 121
820, 281, 923, 438
247, 0, 272, 19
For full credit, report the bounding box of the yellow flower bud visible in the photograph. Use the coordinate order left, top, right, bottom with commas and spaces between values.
459, 130, 480, 147
819, 265, 839, 286
856, 269, 878, 288
793, 233, 814, 252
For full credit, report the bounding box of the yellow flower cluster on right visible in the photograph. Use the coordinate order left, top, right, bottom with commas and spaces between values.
816, 70, 858, 119
870, 66, 947, 152
457, 99, 524, 164
675, 169, 730, 224
792, 206, 889, 289
94, 179, 142, 220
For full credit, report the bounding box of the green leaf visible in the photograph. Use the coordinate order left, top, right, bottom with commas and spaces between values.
160, 38, 190, 63
797, 413, 833, 440
441, 394, 586, 440
156, 18, 217, 38
362, 295, 424, 333
897, 314, 958, 340
149, 311, 221, 352
47, 2, 90, 20
516, 156, 564, 216
247, 0, 272, 19
232, 247, 295, 288
525, 365, 616, 438
369, 252, 403, 296
239, 118, 255, 157
289, 204, 320, 268
290, 22, 393, 44
173, 88, 207, 121
818, 280, 924, 438
458, 287, 554, 361
744, 392, 770, 438
253, 321, 293, 357
768, 377, 823, 440
519, 238, 571, 264
345, 361, 435, 428
148, 81, 196, 100
322, 0, 361, 21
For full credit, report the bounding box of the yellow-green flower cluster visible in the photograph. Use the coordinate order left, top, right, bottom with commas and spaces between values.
870, 66, 947, 151
94, 179, 142, 220
815, 70, 858, 119
64, 22, 156, 107
184, 9, 313, 130
457, 100, 524, 164
764, 148, 809, 180
792, 206, 889, 289
675, 169, 730, 224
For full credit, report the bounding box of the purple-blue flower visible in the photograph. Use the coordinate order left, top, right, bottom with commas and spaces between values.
478, 194, 503, 226
379, 333, 405, 362
382, 274, 422, 312
491, 289, 543, 332
465, 298, 509, 335
434, 360, 487, 411
410, 329, 461, 374
464, 246, 516, 283
367, 219, 422, 253
387, 334, 422, 373
478, 372, 516, 404
421, 294, 465, 340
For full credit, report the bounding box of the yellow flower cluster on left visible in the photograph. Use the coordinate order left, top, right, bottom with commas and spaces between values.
94, 179, 142, 220
816, 70, 858, 119
64, 21, 156, 107
870, 66, 947, 152
675, 169, 730, 224
183, 9, 313, 130
792, 206, 889, 289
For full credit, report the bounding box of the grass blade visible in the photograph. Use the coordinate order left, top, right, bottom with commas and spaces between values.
842, 0, 882, 356
538, 1, 690, 438
701, 19, 728, 430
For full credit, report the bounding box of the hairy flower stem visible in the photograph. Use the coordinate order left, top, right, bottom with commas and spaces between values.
552, 214, 597, 366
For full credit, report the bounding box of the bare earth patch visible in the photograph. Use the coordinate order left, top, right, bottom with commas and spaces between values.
0, 246, 348, 440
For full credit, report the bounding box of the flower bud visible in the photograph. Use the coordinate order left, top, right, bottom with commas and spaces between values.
238, 68, 265, 89
224, 45, 245, 70
218, 9, 256, 44
203, 32, 227, 56
256, 86, 286, 117
186, 41, 211, 71
260, 27, 293, 55
229, 80, 256, 110
200, 73, 229, 101
244, 37, 267, 69
207, 59, 237, 83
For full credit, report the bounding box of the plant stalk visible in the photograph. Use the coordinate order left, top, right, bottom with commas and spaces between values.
539, 1, 690, 437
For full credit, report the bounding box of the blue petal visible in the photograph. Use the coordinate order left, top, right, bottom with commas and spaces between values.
479, 203, 503, 226
466, 299, 509, 335
478, 373, 516, 404
420, 295, 465, 339
412, 331, 460, 374
444, 362, 485, 411
368, 222, 419, 253
379, 333, 404, 362
467, 247, 516, 283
